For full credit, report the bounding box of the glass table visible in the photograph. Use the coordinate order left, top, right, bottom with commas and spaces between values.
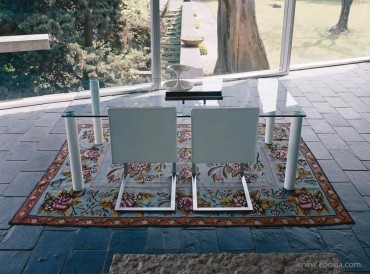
62, 78, 306, 192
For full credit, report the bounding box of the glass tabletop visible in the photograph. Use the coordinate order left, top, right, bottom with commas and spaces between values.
62, 78, 306, 118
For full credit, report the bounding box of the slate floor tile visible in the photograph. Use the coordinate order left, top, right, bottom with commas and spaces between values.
0, 251, 31, 274
104, 229, 147, 273
362, 113, 370, 123
62, 250, 106, 274
326, 97, 349, 108
295, 97, 313, 107
251, 228, 291, 253
182, 229, 218, 253
319, 230, 370, 272
0, 160, 24, 184
0, 117, 18, 127
318, 134, 348, 150
301, 107, 323, 119
301, 126, 320, 142
329, 150, 366, 171
363, 196, 370, 208
349, 211, 370, 247
0, 184, 7, 195
305, 93, 326, 102
305, 142, 332, 159
322, 113, 350, 127
110, 229, 147, 253
0, 225, 43, 250
73, 227, 112, 250
283, 227, 325, 250
317, 160, 349, 183
316, 87, 336, 96
0, 134, 22, 151
345, 171, 370, 196
307, 119, 335, 134
146, 227, 181, 250
332, 183, 369, 211
4, 141, 39, 161
37, 133, 66, 151
334, 127, 365, 142
21, 151, 58, 172
0, 151, 8, 161
311, 102, 337, 113
217, 227, 254, 251
33, 113, 62, 127
336, 108, 363, 120
348, 120, 370, 134
347, 100, 370, 113
348, 142, 370, 161
23, 231, 75, 274
3, 172, 43, 197
318, 224, 350, 230
20, 126, 51, 142
0, 197, 26, 229
5, 120, 33, 134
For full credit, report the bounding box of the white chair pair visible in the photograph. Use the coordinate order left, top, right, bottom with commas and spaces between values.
108, 106, 259, 212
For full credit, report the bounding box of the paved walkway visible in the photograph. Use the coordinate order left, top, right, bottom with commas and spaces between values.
0, 63, 370, 273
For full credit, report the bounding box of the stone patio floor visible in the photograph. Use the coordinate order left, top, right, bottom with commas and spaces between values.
0, 63, 370, 273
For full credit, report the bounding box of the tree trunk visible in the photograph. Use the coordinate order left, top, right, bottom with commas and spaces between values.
214, 0, 269, 74
330, 0, 353, 34
83, 5, 93, 48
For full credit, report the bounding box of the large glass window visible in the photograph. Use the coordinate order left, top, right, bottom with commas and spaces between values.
291, 0, 370, 66
0, 0, 151, 101
161, 0, 286, 80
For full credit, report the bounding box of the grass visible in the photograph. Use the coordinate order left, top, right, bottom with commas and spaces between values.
205, 0, 370, 68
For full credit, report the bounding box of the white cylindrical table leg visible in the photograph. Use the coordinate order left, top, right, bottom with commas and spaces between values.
90, 79, 104, 145
265, 116, 276, 145
92, 117, 103, 145
284, 117, 303, 190
65, 114, 84, 191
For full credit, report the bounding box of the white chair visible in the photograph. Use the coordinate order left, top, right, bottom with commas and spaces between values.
191, 107, 260, 211
108, 107, 177, 211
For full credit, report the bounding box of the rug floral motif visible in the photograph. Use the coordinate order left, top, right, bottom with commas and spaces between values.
11, 124, 353, 227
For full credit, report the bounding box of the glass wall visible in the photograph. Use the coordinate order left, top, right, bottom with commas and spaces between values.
1, 0, 370, 102
168, 0, 286, 79
0, 0, 152, 101
291, 0, 370, 66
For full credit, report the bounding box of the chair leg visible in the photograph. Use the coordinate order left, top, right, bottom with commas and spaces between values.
239, 163, 245, 176
123, 163, 128, 178
192, 164, 253, 211
115, 162, 176, 212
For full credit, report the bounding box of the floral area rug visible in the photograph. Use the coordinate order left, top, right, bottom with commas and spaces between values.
11, 124, 353, 227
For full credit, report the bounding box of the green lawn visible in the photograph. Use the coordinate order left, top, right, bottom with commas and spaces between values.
206, 0, 370, 68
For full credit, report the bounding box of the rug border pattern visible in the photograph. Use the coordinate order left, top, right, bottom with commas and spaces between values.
10, 124, 354, 227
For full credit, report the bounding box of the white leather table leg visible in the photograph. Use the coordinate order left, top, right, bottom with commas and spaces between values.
284, 116, 303, 190
65, 115, 84, 191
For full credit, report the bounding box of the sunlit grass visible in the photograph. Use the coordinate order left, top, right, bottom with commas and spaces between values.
205, 0, 370, 68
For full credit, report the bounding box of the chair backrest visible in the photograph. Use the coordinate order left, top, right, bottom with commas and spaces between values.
191, 107, 259, 163
108, 107, 177, 163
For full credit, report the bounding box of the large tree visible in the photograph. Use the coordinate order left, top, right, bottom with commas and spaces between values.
330, 0, 353, 34
214, 0, 269, 74
0, 0, 151, 99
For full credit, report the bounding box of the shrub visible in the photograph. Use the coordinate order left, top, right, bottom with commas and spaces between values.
199, 43, 208, 55
195, 19, 201, 29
